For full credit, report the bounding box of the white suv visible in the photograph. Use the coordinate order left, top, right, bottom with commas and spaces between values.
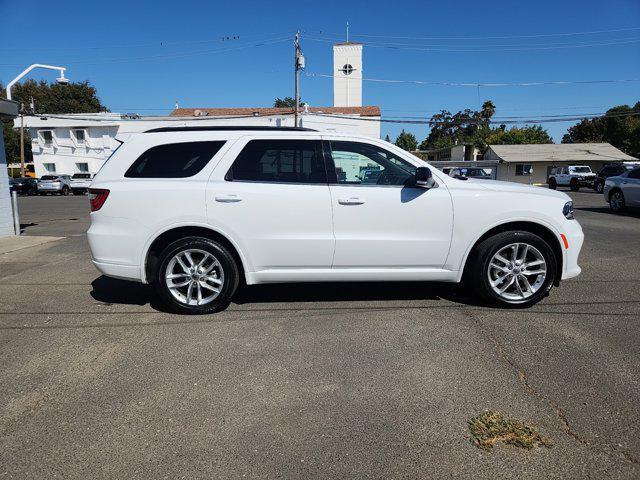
88, 127, 583, 314
548, 165, 596, 191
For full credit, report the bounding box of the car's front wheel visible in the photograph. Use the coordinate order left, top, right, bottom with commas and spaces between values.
154, 237, 239, 314
470, 231, 557, 308
569, 179, 580, 191
609, 189, 626, 213
548, 178, 557, 190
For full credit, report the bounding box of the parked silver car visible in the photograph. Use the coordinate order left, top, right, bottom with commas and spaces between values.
604, 166, 640, 213
37, 175, 72, 195
70, 173, 94, 195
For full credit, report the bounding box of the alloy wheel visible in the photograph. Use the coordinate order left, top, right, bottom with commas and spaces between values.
487, 243, 547, 302
165, 249, 224, 306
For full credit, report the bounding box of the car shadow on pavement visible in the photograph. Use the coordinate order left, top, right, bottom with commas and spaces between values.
576, 206, 640, 217
90, 276, 481, 312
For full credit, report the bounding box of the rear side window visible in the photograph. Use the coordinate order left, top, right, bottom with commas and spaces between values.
226, 140, 326, 183
125, 141, 225, 178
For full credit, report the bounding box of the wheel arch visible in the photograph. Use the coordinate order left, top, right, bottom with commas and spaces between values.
460, 221, 564, 287
142, 225, 248, 285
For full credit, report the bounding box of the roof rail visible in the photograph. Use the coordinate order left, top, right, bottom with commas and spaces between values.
144, 126, 317, 133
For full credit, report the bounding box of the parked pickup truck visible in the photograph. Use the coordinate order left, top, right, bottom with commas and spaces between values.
70, 173, 94, 195
548, 165, 596, 191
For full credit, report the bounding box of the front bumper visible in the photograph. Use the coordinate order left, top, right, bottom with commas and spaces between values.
561, 220, 584, 280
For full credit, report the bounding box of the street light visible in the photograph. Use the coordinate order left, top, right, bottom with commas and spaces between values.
5, 64, 69, 177
6, 63, 69, 100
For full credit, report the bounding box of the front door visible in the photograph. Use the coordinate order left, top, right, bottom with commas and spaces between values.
325, 139, 453, 269
207, 137, 334, 271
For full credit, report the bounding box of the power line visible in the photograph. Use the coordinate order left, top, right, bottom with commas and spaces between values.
303, 26, 640, 41
0, 35, 291, 67
304, 35, 640, 52
304, 72, 640, 88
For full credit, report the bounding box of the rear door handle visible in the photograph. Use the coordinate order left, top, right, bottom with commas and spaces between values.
338, 197, 365, 205
215, 194, 242, 203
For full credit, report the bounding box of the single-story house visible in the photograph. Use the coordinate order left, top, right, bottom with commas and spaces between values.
485, 143, 638, 185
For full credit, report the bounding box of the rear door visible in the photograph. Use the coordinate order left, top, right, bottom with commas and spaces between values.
206, 136, 334, 271
324, 138, 453, 269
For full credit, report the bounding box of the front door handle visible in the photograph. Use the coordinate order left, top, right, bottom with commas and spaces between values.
338, 197, 365, 205
215, 194, 242, 203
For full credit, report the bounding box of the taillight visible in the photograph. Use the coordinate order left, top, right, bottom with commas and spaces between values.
88, 188, 110, 212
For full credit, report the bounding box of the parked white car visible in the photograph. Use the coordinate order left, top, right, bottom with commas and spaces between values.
88, 127, 583, 314
603, 166, 640, 213
70, 173, 94, 195
548, 165, 596, 191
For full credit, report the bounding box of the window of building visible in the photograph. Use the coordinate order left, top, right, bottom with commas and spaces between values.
226, 140, 326, 183
43, 163, 56, 173
329, 141, 416, 186
125, 141, 225, 178
76, 163, 89, 172
40, 130, 53, 146
515, 164, 533, 176
73, 129, 87, 145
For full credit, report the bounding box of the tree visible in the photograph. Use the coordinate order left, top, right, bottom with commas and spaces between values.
1, 79, 108, 167
562, 101, 640, 158
395, 130, 418, 151
273, 97, 303, 108
384, 134, 391, 142
418, 100, 552, 152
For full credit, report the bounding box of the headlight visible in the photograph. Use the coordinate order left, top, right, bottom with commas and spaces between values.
563, 201, 574, 220
577, 176, 584, 181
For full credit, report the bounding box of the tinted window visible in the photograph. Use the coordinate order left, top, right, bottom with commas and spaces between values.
628, 168, 640, 179
226, 140, 326, 183
125, 141, 225, 178
72, 173, 92, 179
40, 175, 58, 180
329, 141, 416, 186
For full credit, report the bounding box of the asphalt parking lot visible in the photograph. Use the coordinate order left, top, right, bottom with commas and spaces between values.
1, 190, 639, 479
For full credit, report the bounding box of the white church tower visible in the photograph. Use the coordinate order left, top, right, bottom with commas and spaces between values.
333, 42, 363, 107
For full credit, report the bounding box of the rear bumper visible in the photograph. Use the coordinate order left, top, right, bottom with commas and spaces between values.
92, 260, 142, 282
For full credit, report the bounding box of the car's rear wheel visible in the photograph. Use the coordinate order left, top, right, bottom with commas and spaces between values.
470, 231, 557, 308
548, 178, 557, 190
154, 237, 239, 314
609, 190, 626, 213
61, 186, 70, 196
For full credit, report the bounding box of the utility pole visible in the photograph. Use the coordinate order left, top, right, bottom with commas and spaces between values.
294, 31, 300, 127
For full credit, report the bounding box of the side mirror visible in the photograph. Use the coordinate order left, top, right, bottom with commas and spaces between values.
414, 166, 437, 189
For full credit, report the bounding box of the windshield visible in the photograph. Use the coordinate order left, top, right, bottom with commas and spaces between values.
72, 173, 92, 179
570, 167, 592, 173
40, 175, 59, 180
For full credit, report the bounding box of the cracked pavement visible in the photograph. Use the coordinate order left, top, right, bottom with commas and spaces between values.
0, 192, 638, 479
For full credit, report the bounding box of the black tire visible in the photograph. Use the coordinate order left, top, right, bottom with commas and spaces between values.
548, 178, 557, 190
469, 230, 557, 308
569, 179, 579, 191
154, 236, 239, 314
609, 189, 626, 213
61, 186, 70, 196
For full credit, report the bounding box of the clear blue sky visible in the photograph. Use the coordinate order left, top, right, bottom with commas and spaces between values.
1, 0, 639, 142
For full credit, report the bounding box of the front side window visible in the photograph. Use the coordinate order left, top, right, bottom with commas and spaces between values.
125, 141, 225, 178
516, 164, 533, 176
628, 168, 640, 179
226, 140, 326, 183
329, 141, 416, 186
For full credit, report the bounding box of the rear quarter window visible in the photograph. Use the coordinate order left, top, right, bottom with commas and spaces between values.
125, 141, 226, 178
